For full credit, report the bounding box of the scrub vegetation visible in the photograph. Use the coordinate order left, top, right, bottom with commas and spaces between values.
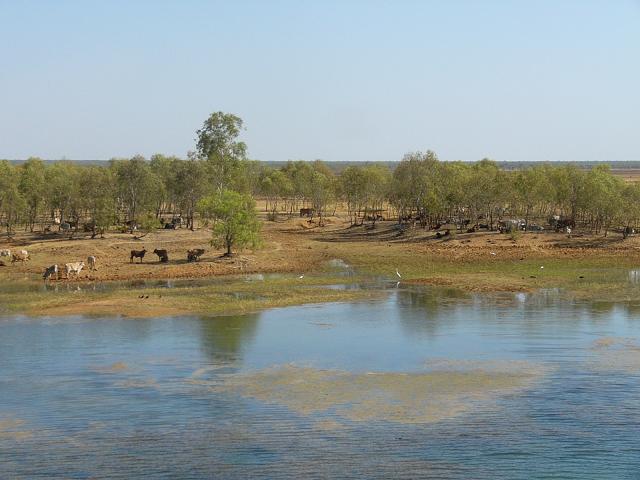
3, 111, 640, 317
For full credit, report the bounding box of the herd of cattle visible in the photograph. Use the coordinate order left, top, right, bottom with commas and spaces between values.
0, 247, 206, 281
0, 249, 95, 281
129, 248, 205, 263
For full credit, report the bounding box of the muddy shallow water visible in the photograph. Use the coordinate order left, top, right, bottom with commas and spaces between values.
2, 286, 640, 479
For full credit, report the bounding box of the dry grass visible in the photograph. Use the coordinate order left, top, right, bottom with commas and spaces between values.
0, 275, 379, 318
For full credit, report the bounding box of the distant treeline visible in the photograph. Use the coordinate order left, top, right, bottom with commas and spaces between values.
2, 112, 639, 238
6, 158, 640, 172
2, 151, 639, 238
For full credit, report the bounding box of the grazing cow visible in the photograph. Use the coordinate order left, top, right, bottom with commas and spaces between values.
130, 249, 147, 263
87, 256, 97, 271
65, 261, 85, 279
0, 249, 10, 259
299, 208, 314, 218
59, 222, 71, 232
164, 223, 176, 229
43, 264, 58, 281
153, 249, 169, 263
187, 248, 205, 262
11, 250, 29, 263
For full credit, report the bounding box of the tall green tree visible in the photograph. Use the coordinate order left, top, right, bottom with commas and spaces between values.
18, 157, 46, 231
79, 166, 117, 238
198, 190, 261, 256
114, 156, 162, 230
195, 112, 247, 193
0, 161, 25, 236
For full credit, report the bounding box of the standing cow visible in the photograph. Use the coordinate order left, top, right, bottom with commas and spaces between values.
43, 265, 59, 281
153, 249, 169, 263
11, 250, 29, 263
130, 249, 147, 263
87, 256, 97, 271
65, 261, 85, 279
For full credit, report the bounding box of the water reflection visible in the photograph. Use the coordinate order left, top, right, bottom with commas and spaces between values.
3, 285, 640, 478
199, 314, 260, 362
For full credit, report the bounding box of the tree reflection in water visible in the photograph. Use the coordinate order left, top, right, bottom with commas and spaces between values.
198, 313, 261, 363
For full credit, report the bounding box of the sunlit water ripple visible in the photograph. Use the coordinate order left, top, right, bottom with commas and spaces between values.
1, 286, 640, 479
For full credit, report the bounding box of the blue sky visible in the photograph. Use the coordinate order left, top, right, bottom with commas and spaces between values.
1, 0, 639, 162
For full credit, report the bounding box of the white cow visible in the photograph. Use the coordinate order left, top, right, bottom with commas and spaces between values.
87, 256, 97, 271
65, 261, 85, 279
11, 250, 29, 263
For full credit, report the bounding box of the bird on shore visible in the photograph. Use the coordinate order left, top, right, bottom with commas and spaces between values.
396, 269, 402, 279
298, 274, 304, 279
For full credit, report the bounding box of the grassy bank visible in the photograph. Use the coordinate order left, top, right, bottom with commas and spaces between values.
4, 218, 640, 317
0, 275, 381, 318
331, 243, 640, 302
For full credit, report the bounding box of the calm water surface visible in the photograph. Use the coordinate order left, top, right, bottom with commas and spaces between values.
2, 285, 640, 479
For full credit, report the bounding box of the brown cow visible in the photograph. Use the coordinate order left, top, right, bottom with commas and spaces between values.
153, 249, 169, 263
130, 248, 147, 263
299, 208, 314, 218
187, 249, 205, 262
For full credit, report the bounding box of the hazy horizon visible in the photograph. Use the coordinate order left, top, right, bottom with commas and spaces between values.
1, 1, 639, 162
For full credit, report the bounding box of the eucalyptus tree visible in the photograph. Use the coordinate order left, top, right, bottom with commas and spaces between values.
198, 189, 261, 256
340, 166, 367, 225
463, 159, 506, 229
389, 150, 440, 225
549, 164, 586, 223
150, 153, 180, 219
361, 164, 391, 226
308, 169, 335, 226
114, 155, 162, 230
0, 161, 25, 236
195, 111, 247, 193
261, 168, 293, 219
173, 159, 210, 230
18, 157, 46, 231
281, 161, 315, 212
44, 161, 81, 228
582, 165, 624, 235
513, 166, 554, 229
79, 166, 117, 238
621, 182, 640, 237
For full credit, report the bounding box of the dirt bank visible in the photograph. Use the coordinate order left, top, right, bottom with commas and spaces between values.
2, 214, 640, 310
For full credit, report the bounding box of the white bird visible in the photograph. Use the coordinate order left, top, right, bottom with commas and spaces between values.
298, 275, 304, 279
540, 266, 544, 269
490, 252, 496, 256
396, 269, 402, 279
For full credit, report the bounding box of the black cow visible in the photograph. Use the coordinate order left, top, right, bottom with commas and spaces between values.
153, 249, 169, 263
299, 208, 314, 218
